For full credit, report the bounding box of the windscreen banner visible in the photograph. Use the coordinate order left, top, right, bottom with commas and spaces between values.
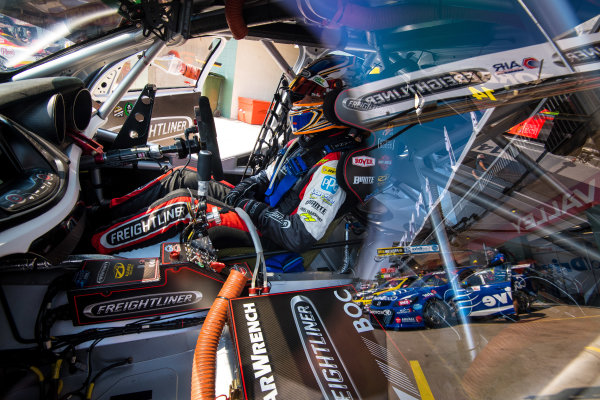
335, 32, 600, 129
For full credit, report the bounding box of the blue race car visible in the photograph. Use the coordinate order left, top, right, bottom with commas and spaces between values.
369, 266, 518, 329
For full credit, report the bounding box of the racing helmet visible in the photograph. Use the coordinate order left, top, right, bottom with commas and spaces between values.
288, 54, 357, 135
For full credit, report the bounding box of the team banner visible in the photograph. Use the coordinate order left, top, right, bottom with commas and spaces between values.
229, 286, 422, 400
377, 245, 440, 257
335, 32, 600, 129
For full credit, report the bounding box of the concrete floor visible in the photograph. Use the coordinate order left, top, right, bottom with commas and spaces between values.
375, 303, 600, 399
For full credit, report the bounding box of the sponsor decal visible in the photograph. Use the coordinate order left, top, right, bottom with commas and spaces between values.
163, 243, 181, 253
82, 291, 203, 318
493, 58, 540, 75
370, 309, 393, 315
100, 200, 190, 250
482, 287, 512, 307
514, 276, 526, 290
397, 299, 412, 306
0, 47, 15, 57
299, 210, 322, 222
308, 189, 336, 206
125, 102, 133, 116
522, 57, 541, 69
352, 155, 375, 167
376, 247, 405, 257
291, 295, 361, 399
304, 199, 327, 215
377, 138, 394, 150
265, 210, 291, 228
147, 116, 192, 138
320, 176, 339, 194
96, 262, 110, 284
413, 303, 422, 311
378, 155, 392, 171
562, 41, 600, 66
114, 262, 125, 279
399, 317, 417, 323
395, 308, 412, 314
311, 75, 328, 87
511, 177, 598, 233
377, 175, 390, 184
372, 296, 390, 301
353, 176, 374, 184
422, 293, 435, 298
343, 69, 490, 110
243, 303, 278, 399
113, 105, 124, 117
321, 166, 336, 175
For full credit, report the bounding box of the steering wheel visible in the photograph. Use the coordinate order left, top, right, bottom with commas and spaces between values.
195, 95, 224, 181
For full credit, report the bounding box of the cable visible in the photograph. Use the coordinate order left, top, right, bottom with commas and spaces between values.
234, 207, 265, 291
58, 338, 102, 400
85, 357, 133, 400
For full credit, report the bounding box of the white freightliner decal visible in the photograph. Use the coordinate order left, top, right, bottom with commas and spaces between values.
82, 290, 203, 318
291, 295, 361, 399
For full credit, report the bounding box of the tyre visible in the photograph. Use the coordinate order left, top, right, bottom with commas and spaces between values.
423, 299, 451, 328
513, 290, 531, 313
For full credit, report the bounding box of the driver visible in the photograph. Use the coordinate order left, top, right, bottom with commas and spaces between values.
89, 54, 367, 255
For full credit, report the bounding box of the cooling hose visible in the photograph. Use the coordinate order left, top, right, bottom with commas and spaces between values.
225, 0, 248, 40
191, 269, 248, 400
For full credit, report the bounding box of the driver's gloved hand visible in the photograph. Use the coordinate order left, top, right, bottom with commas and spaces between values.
224, 171, 268, 207
237, 199, 268, 222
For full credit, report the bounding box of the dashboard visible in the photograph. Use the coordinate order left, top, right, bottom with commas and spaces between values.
0, 77, 92, 260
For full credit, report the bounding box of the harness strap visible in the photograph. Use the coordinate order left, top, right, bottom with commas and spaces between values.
264, 135, 358, 207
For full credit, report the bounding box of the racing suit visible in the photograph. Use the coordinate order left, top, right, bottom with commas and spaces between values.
91, 131, 359, 254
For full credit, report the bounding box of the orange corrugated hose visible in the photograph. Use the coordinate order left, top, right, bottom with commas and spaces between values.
191, 270, 248, 400
225, 0, 248, 40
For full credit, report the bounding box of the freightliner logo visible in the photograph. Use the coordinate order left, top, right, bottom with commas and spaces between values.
83, 291, 203, 318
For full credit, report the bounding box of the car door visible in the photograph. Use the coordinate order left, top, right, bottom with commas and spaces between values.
465, 269, 514, 317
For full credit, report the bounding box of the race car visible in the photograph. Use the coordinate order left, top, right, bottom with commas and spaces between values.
369, 270, 464, 329
369, 265, 523, 329
353, 275, 418, 312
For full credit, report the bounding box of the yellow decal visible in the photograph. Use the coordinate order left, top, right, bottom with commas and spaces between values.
300, 213, 317, 222
114, 263, 125, 279
322, 166, 336, 175
469, 86, 496, 101
376, 247, 406, 257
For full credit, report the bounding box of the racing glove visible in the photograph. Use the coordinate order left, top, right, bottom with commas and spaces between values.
237, 199, 268, 223
224, 170, 269, 207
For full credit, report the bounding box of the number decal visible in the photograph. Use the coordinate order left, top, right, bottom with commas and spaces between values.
469, 86, 497, 101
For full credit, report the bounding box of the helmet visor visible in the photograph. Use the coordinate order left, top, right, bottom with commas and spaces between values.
289, 75, 330, 101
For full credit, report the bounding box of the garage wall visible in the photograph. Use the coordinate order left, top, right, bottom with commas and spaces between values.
229, 40, 299, 121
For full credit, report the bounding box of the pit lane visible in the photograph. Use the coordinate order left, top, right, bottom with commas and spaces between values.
375, 303, 600, 399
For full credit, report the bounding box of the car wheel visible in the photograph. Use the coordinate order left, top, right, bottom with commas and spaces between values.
513, 290, 531, 313
446, 299, 459, 324
423, 299, 451, 329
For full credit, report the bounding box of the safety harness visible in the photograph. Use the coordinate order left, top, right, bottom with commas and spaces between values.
264, 132, 359, 207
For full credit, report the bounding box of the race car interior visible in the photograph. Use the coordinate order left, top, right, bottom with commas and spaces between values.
1, 1, 600, 399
